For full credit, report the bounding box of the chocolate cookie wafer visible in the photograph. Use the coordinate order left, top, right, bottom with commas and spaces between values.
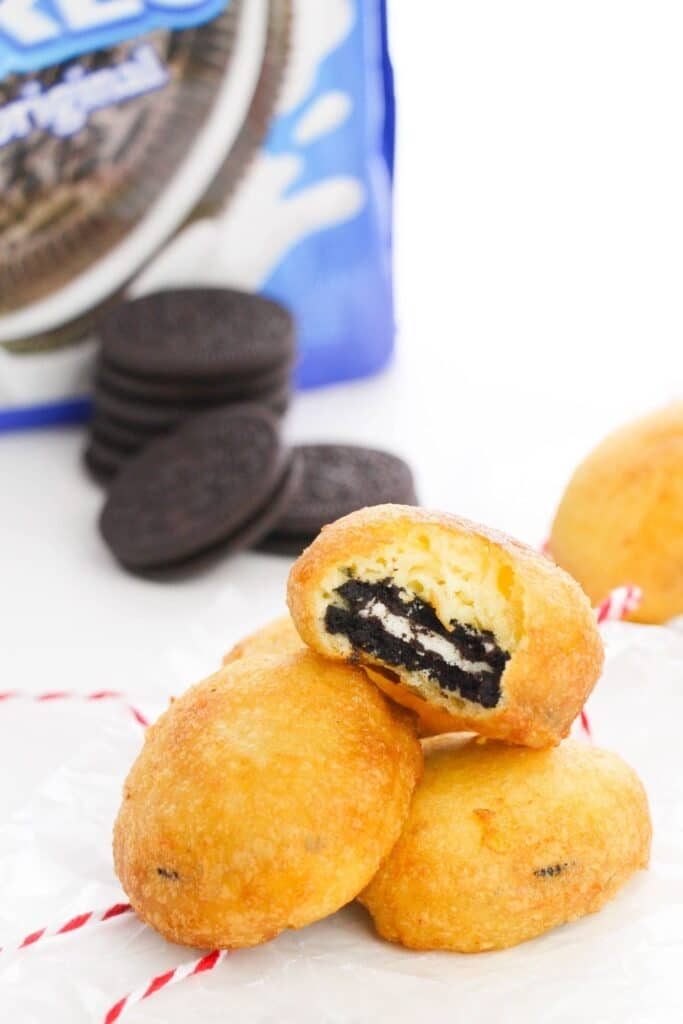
99, 406, 298, 574
90, 413, 158, 452
93, 374, 290, 428
259, 445, 418, 556
98, 289, 295, 382
84, 437, 130, 484
87, 379, 292, 487
93, 388, 202, 432
95, 358, 292, 405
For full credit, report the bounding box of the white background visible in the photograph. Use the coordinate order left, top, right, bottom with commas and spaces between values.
0, 3, 681, 1021
391, 0, 681, 538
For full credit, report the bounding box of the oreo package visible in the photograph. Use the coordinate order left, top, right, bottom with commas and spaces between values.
0, 0, 395, 430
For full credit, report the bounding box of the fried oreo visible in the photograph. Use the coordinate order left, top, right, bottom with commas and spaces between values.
287, 505, 604, 748
113, 649, 422, 949
359, 736, 651, 952
550, 401, 683, 624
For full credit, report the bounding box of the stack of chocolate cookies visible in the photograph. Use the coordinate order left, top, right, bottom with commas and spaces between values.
85, 288, 294, 484
88, 286, 417, 577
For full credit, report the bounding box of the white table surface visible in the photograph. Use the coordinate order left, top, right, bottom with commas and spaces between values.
1, 3, 682, 1020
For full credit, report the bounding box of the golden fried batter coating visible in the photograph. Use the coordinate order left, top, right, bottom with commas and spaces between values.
360, 736, 651, 952
224, 615, 461, 739
550, 402, 683, 624
114, 650, 422, 949
222, 616, 303, 665
288, 505, 603, 747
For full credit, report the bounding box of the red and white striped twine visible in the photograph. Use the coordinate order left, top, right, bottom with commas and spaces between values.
0, 690, 149, 727
103, 949, 229, 1024
595, 584, 643, 624
0, 902, 132, 955
580, 584, 643, 741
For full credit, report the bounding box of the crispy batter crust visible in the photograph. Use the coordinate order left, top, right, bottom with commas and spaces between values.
287, 505, 603, 747
359, 736, 651, 952
224, 615, 462, 738
550, 402, 683, 624
223, 615, 303, 665
113, 650, 422, 949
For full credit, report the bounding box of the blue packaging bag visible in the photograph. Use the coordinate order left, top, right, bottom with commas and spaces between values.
0, 0, 394, 429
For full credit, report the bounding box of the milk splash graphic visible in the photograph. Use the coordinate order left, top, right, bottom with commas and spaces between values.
135, 0, 365, 296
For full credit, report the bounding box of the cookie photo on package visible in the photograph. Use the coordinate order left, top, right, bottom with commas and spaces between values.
0, 0, 395, 429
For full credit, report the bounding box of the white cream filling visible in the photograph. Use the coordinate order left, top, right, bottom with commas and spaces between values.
358, 599, 494, 676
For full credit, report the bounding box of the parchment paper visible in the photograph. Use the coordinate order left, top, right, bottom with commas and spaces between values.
1, 612, 681, 1024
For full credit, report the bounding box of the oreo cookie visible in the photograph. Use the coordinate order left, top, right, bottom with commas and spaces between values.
83, 437, 130, 483
90, 413, 157, 451
258, 445, 418, 555
93, 376, 290, 428
257, 534, 315, 558
95, 357, 292, 405
98, 289, 295, 381
99, 406, 298, 574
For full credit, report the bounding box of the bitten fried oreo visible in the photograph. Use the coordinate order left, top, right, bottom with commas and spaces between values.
113, 650, 422, 949
260, 445, 417, 555
549, 402, 683, 624
98, 288, 295, 381
287, 505, 604, 748
99, 406, 299, 573
359, 736, 651, 952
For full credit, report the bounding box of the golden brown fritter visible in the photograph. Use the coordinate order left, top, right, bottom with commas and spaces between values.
114, 650, 422, 949
224, 615, 463, 739
288, 505, 603, 747
550, 402, 683, 624
222, 615, 303, 665
360, 735, 651, 952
